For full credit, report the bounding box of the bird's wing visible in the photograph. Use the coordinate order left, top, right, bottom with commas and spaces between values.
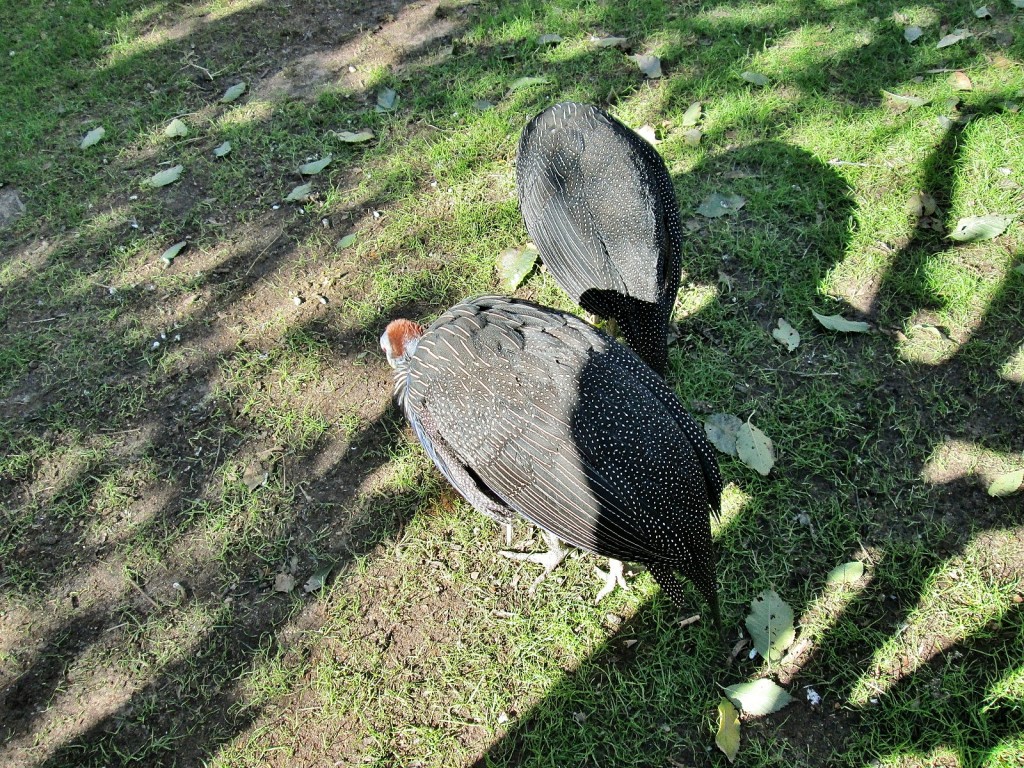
517, 104, 627, 301
407, 407, 515, 525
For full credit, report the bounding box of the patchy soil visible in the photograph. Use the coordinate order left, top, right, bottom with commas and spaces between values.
0, 1, 468, 766
2, 0, 1023, 766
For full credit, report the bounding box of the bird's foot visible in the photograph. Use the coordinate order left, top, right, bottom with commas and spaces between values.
500, 531, 567, 593
593, 558, 628, 603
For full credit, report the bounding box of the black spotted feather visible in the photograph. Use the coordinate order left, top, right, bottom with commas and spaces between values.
517, 102, 684, 377
395, 296, 722, 622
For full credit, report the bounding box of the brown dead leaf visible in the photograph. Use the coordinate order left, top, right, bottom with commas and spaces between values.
949, 71, 973, 90
274, 573, 297, 593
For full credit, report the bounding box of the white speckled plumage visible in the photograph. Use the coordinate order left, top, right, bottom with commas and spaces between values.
382, 296, 722, 622
517, 102, 683, 377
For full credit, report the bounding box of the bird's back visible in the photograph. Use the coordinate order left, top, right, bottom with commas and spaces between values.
516, 102, 683, 374
405, 297, 720, 579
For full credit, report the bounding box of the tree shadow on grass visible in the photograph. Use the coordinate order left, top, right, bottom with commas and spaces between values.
2, 0, 1022, 765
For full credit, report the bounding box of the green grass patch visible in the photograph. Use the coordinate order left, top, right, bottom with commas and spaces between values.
1, 0, 1022, 765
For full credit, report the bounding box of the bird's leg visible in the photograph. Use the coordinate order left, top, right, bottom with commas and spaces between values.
593, 558, 628, 603
504, 522, 513, 547
500, 530, 568, 593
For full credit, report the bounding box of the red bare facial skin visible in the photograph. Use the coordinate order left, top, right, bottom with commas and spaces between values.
381, 319, 425, 363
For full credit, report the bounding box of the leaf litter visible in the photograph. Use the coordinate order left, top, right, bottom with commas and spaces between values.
716, 698, 740, 762
80, 126, 105, 148
812, 310, 871, 333
631, 54, 662, 78
496, 243, 539, 290
936, 29, 972, 49
163, 118, 188, 138
882, 90, 930, 110
376, 87, 398, 111
303, 563, 333, 593
745, 589, 796, 662
826, 561, 866, 585
704, 413, 744, 456
284, 183, 312, 202
334, 130, 375, 143
988, 469, 1023, 497
274, 573, 297, 593
298, 156, 333, 175
696, 193, 746, 218
948, 214, 1011, 242
159, 240, 188, 266
220, 82, 247, 103
590, 35, 628, 48
772, 318, 800, 351
635, 125, 659, 145
142, 165, 184, 187
949, 71, 973, 91
736, 418, 775, 475
508, 76, 549, 92
724, 679, 795, 716
681, 101, 702, 127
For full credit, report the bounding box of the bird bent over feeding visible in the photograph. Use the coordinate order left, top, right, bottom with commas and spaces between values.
380, 295, 722, 624
516, 101, 684, 377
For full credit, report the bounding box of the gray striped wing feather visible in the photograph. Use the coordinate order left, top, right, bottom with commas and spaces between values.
516, 102, 676, 309
406, 297, 719, 565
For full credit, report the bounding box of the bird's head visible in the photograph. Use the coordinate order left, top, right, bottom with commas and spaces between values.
380, 319, 425, 369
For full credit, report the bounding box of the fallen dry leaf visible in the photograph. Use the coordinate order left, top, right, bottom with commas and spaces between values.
949, 71, 973, 91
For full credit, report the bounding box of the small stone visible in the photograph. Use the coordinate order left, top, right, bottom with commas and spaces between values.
292, 295, 304, 306
0, 187, 27, 228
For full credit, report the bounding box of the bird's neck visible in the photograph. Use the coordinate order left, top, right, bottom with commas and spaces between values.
391, 361, 413, 411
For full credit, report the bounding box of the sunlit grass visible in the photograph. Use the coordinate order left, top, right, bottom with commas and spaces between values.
1, 0, 1022, 765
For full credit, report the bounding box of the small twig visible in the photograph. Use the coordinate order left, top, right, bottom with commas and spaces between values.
182, 57, 214, 81
126, 574, 160, 610
233, 230, 284, 281
763, 367, 841, 378
828, 159, 883, 168
21, 315, 66, 324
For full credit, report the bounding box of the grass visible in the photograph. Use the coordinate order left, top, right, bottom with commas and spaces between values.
1, 0, 1023, 766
